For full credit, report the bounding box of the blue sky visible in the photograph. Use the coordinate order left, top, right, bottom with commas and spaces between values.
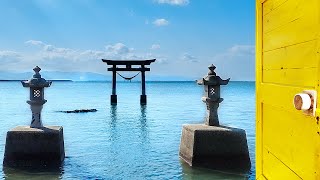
0, 0, 255, 81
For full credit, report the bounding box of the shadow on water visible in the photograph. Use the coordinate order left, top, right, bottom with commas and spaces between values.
2, 165, 63, 180
139, 105, 149, 143
109, 104, 119, 143
3, 157, 110, 179
109, 104, 149, 142
109, 105, 117, 129
180, 160, 250, 180
61, 157, 108, 179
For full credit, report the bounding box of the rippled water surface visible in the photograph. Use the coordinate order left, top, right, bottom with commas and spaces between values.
0, 81, 255, 179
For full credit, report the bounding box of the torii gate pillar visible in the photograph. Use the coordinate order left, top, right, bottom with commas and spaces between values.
111, 65, 117, 104
140, 65, 146, 104
102, 59, 156, 105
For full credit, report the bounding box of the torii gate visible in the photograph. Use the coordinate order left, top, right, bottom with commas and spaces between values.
102, 59, 156, 105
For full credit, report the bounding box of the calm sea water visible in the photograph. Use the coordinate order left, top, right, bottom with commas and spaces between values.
0, 81, 255, 179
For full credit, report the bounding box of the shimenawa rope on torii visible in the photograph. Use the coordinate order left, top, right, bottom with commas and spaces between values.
116, 72, 140, 82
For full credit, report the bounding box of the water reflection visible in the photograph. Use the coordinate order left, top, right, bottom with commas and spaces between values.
109, 105, 118, 142
139, 105, 149, 143
3, 166, 63, 180
180, 161, 248, 180
109, 105, 117, 129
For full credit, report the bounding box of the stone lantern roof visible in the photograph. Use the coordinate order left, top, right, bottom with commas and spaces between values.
21, 66, 52, 88
197, 64, 230, 86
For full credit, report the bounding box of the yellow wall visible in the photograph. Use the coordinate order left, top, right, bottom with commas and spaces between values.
256, 0, 320, 179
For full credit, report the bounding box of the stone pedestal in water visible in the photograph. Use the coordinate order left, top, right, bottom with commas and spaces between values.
3, 126, 65, 167
179, 125, 250, 170
179, 65, 251, 170
3, 66, 65, 167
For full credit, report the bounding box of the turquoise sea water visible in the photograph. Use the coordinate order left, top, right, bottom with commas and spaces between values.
0, 81, 255, 179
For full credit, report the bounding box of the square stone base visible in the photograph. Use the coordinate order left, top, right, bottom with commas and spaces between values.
3, 126, 65, 168
179, 124, 251, 171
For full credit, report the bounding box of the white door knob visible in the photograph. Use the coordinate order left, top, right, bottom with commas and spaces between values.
293, 93, 312, 110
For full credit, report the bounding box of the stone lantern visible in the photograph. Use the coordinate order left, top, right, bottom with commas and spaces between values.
21, 66, 52, 128
179, 64, 250, 171
197, 64, 230, 126
3, 66, 65, 168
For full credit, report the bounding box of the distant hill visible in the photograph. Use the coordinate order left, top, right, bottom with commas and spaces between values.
0, 71, 107, 81
0, 71, 193, 81
42, 71, 109, 81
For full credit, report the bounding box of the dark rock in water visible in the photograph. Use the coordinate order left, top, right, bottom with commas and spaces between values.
60, 109, 97, 113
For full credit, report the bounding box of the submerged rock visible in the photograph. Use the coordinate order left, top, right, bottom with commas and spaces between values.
60, 109, 97, 113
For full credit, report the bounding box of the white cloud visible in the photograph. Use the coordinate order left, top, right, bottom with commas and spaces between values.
150, 44, 161, 50
43, 45, 72, 54
0, 51, 21, 65
0, 50, 21, 58
0, 41, 255, 81
105, 43, 131, 55
144, 53, 168, 64
155, 57, 168, 64
40, 45, 76, 60
2, 40, 168, 73
153, 19, 169, 26
156, 0, 189, 6
181, 53, 198, 62
79, 50, 106, 59
25, 40, 45, 46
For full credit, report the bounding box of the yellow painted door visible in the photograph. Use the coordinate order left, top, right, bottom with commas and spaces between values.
256, 0, 320, 179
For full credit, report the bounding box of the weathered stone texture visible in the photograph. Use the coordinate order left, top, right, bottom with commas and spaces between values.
179, 124, 251, 170
3, 126, 65, 167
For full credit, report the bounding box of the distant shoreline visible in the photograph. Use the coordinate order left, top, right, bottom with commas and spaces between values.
0, 80, 255, 83
0, 80, 73, 82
